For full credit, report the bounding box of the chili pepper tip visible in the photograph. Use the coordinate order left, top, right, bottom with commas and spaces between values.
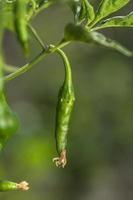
16, 181, 29, 191
53, 150, 67, 168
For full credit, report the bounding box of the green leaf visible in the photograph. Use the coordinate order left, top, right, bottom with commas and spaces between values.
89, 31, 132, 56
91, 0, 130, 26
94, 11, 133, 30
68, 0, 82, 23
68, 0, 95, 24
81, 0, 95, 24
64, 23, 133, 56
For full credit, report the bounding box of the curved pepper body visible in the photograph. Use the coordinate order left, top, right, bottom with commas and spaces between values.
52, 47, 75, 168
55, 84, 75, 155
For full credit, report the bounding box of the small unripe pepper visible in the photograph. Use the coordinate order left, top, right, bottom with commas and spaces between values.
52, 47, 75, 168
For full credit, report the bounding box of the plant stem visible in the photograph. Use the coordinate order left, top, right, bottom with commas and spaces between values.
50, 45, 72, 85
4, 41, 70, 82
28, 24, 46, 50
5, 51, 45, 81
4, 64, 18, 73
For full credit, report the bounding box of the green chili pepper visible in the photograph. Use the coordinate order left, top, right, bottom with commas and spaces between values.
52, 46, 75, 168
0, 30, 18, 151
0, 2, 29, 192
14, 0, 29, 54
0, 56, 26, 193
0, 93, 19, 151
0, 180, 29, 191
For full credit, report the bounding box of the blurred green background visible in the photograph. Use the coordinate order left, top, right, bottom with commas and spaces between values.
1, 0, 133, 199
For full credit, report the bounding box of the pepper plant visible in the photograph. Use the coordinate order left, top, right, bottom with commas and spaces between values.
0, 0, 133, 192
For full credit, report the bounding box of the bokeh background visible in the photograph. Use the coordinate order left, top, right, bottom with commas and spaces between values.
1, 0, 133, 199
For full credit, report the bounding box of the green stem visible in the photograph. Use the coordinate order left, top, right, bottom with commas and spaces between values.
50, 45, 72, 86
4, 64, 18, 73
5, 50, 46, 82
28, 24, 46, 50
4, 41, 70, 82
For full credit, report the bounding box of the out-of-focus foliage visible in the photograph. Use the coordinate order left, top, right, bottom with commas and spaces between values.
1, 0, 133, 199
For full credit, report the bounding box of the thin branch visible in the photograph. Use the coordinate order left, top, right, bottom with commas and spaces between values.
28, 24, 46, 50
4, 41, 70, 82
5, 50, 46, 82
4, 64, 18, 73
49, 44, 72, 84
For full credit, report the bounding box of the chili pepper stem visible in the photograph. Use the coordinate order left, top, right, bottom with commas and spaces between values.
53, 150, 67, 168
16, 181, 29, 191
